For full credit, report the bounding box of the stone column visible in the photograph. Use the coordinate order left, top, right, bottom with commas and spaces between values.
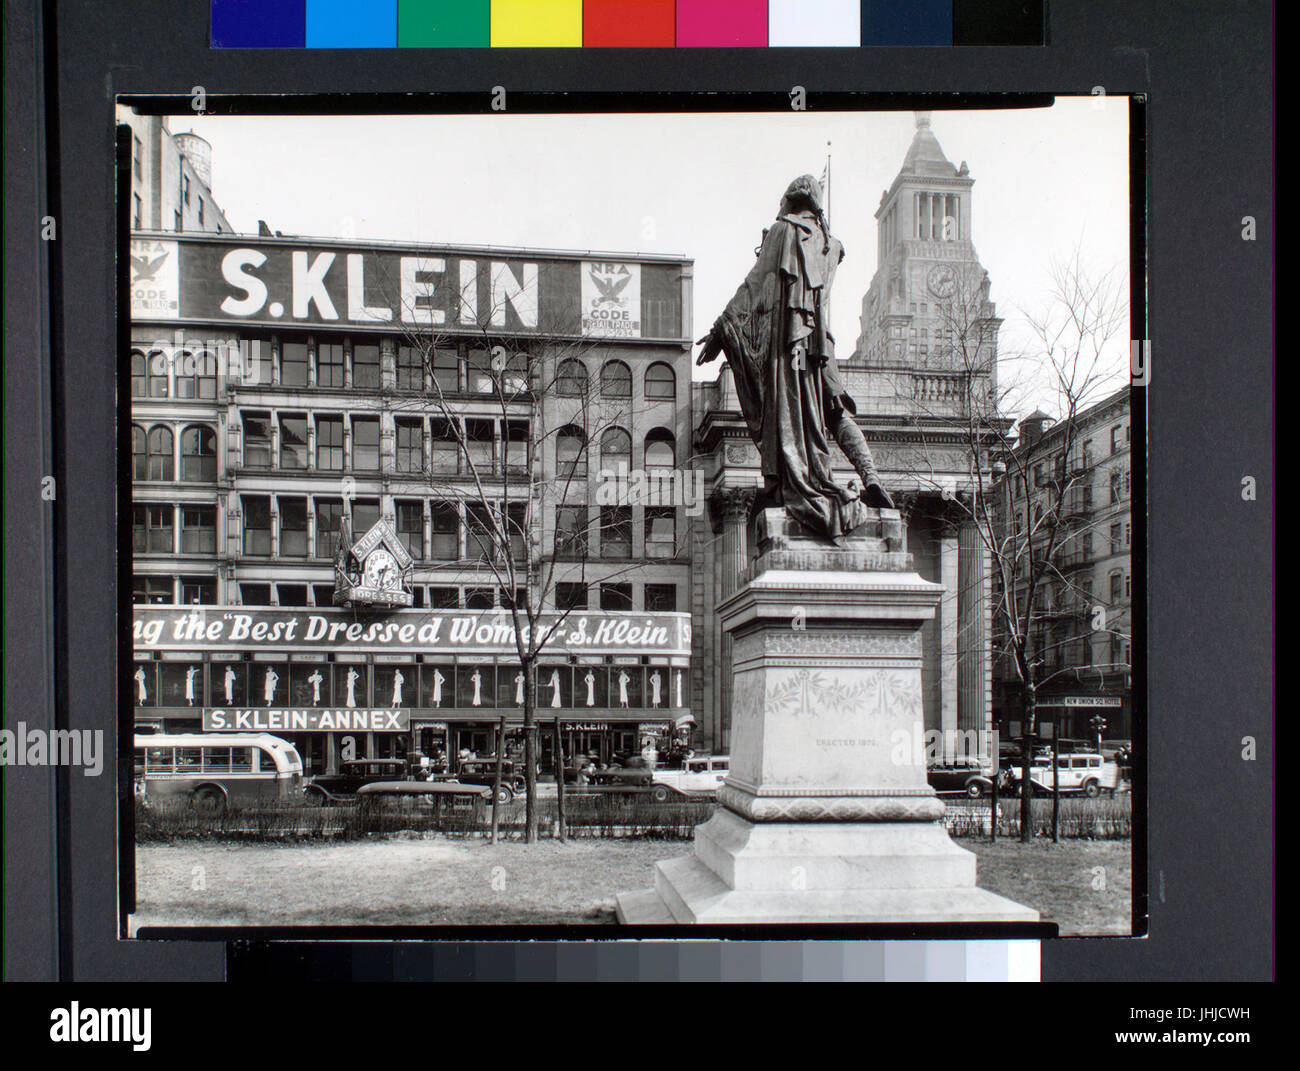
710, 486, 756, 751
939, 524, 960, 762
957, 518, 990, 757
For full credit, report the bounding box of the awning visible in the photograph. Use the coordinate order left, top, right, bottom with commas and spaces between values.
674, 714, 696, 729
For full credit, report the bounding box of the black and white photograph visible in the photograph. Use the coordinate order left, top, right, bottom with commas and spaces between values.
122, 99, 1137, 935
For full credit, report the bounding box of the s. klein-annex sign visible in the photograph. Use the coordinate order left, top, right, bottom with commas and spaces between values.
132, 607, 692, 657
129, 236, 683, 340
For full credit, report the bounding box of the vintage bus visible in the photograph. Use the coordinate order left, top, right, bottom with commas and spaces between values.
133, 733, 304, 813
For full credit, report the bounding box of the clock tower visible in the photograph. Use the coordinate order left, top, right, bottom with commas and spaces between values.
849, 111, 1000, 419
841, 113, 1003, 763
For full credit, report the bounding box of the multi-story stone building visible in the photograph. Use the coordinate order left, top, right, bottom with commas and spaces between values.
989, 387, 1134, 742
129, 218, 698, 773
693, 114, 1002, 762
117, 111, 230, 235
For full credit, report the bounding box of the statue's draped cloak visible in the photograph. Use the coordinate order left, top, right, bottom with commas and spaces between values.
714, 211, 859, 539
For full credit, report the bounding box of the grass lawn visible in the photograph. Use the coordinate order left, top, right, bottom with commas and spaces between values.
132, 834, 1132, 934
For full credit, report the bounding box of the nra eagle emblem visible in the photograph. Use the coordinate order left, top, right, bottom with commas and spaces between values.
588, 264, 633, 306
130, 251, 170, 282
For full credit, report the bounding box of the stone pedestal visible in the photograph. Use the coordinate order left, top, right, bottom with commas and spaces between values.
617, 508, 1037, 925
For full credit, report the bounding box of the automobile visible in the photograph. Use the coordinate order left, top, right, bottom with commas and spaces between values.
1006, 752, 1120, 797
651, 754, 731, 796
440, 757, 526, 804
355, 781, 492, 818
563, 782, 693, 803
305, 758, 412, 803
927, 761, 996, 798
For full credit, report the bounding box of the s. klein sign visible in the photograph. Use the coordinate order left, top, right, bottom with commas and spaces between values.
202, 708, 409, 732
132, 608, 692, 657
129, 238, 682, 340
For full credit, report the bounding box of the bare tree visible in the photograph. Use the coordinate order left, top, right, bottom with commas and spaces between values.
373, 261, 660, 842
881, 249, 1128, 840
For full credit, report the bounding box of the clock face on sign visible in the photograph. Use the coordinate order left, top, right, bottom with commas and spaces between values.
362, 549, 400, 592
927, 264, 957, 298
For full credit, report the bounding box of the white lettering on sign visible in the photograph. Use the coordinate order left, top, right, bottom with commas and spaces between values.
219, 248, 269, 316
491, 262, 538, 328
581, 261, 641, 338
133, 608, 691, 657
401, 256, 445, 325
203, 709, 409, 732
347, 254, 394, 322
292, 251, 339, 320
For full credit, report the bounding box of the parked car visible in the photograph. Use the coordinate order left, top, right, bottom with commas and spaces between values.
927, 761, 996, 798
651, 754, 730, 796
1006, 752, 1120, 797
305, 758, 411, 802
442, 757, 526, 804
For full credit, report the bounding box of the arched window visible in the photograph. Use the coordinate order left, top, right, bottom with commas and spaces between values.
600, 427, 631, 471
644, 428, 675, 469
644, 362, 676, 401
557, 425, 587, 478
146, 426, 174, 481
181, 425, 217, 482
145, 350, 169, 397
556, 359, 588, 397
131, 425, 147, 480
601, 360, 632, 398
131, 350, 148, 398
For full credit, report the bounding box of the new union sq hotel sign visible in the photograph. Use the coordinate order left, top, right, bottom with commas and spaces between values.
128, 235, 683, 339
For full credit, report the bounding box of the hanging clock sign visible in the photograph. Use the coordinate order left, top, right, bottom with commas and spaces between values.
335, 519, 414, 609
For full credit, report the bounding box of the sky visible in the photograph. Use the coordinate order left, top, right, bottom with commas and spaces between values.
172, 99, 1131, 417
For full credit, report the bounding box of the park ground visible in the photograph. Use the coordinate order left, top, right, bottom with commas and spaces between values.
131, 835, 1132, 934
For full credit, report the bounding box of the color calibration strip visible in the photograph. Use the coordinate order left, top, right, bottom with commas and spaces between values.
211, 1, 1045, 49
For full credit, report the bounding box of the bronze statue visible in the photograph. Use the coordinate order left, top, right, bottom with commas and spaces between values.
697, 174, 893, 543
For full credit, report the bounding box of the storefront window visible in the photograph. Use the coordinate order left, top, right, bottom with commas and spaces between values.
421, 662, 456, 708
373, 663, 415, 708
160, 662, 204, 707
573, 663, 608, 708
334, 663, 369, 708
132, 661, 159, 705
539, 664, 571, 709
250, 662, 288, 706
457, 664, 495, 708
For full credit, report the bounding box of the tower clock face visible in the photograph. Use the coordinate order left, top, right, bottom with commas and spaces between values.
927, 264, 957, 298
